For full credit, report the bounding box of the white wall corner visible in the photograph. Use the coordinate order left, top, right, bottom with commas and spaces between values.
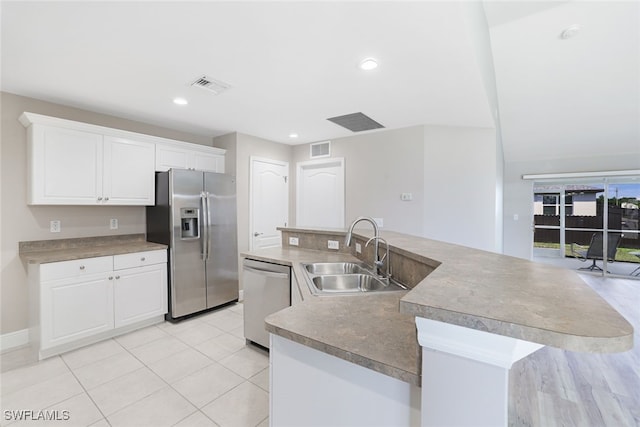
1, 329, 29, 353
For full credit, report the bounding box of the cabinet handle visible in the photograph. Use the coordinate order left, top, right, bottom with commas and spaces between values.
97, 197, 103, 201
115, 275, 120, 279
108, 276, 113, 280
141, 257, 146, 261
79, 265, 85, 270
104, 197, 110, 201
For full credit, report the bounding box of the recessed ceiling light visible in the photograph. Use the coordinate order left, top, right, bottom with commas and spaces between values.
359, 58, 378, 71
560, 25, 581, 39
289, 133, 299, 139
173, 97, 188, 105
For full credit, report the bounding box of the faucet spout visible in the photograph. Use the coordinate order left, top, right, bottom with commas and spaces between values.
344, 216, 380, 273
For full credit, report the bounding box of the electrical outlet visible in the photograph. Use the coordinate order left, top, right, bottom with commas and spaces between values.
328, 240, 339, 250
50, 220, 61, 233
400, 193, 413, 201
110, 218, 118, 230
373, 217, 383, 227
289, 237, 299, 246
355, 242, 362, 254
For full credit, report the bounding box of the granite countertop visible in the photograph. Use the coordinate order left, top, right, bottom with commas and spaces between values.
245, 228, 634, 385
20, 234, 167, 264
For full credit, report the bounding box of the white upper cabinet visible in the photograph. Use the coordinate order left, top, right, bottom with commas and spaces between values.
28, 125, 104, 205
103, 136, 155, 204
156, 141, 225, 173
19, 112, 226, 205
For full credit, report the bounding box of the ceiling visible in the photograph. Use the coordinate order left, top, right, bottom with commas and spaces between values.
2, 1, 638, 163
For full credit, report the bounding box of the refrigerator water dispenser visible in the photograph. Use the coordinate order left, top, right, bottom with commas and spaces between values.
180, 208, 199, 239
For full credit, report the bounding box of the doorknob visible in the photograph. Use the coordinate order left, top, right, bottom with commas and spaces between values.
254, 232, 264, 237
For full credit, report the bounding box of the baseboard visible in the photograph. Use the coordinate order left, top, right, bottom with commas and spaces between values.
239, 289, 244, 302
1, 329, 29, 353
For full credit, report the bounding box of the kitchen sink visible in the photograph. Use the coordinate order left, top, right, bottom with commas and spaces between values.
301, 262, 408, 295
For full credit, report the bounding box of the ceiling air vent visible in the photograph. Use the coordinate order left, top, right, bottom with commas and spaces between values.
310, 141, 331, 159
190, 75, 231, 95
327, 112, 384, 132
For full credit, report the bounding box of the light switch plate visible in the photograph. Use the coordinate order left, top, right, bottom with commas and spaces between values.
110, 218, 118, 230
50, 220, 61, 233
355, 242, 362, 254
289, 237, 299, 246
328, 240, 339, 250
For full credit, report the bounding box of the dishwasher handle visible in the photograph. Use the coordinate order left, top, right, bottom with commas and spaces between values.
242, 265, 289, 279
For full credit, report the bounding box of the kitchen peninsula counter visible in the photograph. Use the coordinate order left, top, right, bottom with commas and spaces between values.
244, 228, 633, 386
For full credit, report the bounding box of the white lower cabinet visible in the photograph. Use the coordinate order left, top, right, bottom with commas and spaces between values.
31, 250, 167, 359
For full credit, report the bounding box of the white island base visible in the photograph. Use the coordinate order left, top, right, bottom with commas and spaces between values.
269, 335, 421, 426
270, 319, 544, 427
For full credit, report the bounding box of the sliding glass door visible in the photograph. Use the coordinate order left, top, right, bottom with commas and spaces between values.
533, 177, 640, 279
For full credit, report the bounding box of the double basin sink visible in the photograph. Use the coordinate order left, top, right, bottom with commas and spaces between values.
301, 262, 408, 295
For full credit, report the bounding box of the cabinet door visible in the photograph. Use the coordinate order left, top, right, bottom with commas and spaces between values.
41, 274, 113, 349
193, 151, 225, 173
29, 125, 103, 205
103, 136, 155, 205
155, 144, 189, 171
113, 264, 167, 328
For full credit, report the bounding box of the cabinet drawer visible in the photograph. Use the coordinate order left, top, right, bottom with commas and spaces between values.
114, 250, 167, 270
40, 256, 113, 282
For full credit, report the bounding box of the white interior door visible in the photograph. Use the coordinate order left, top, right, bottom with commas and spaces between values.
296, 158, 345, 229
250, 157, 289, 250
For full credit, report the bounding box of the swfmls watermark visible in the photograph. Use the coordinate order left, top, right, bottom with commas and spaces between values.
4, 410, 70, 422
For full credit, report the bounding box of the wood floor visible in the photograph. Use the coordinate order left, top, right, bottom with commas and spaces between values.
508, 274, 640, 426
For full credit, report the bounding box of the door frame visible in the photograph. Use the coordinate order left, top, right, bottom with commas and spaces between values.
249, 156, 289, 251
296, 157, 345, 229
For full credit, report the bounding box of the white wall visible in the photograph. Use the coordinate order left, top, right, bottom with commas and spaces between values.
423, 125, 500, 252
292, 126, 425, 236
503, 154, 640, 259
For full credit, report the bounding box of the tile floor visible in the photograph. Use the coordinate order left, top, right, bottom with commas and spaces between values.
0, 303, 270, 427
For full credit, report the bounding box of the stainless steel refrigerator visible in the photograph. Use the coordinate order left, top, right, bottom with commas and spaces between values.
146, 169, 238, 321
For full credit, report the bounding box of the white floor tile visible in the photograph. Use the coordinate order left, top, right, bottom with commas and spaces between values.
87, 367, 166, 416
172, 363, 244, 408
128, 335, 190, 365
218, 347, 269, 379
1, 356, 69, 397
201, 311, 243, 333
173, 410, 219, 427
89, 419, 110, 427
201, 382, 268, 427
172, 323, 225, 347
227, 303, 243, 316
249, 368, 269, 392
61, 339, 126, 370
148, 348, 213, 384
115, 325, 168, 350
43, 392, 103, 427
1, 372, 84, 414
107, 387, 196, 427
194, 334, 245, 362
157, 318, 205, 336
0, 346, 38, 373
256, 417, 269, 427
228, 326, 245, 340
72, 352, 143, 390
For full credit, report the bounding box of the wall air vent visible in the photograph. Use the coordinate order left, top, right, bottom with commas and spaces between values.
190, 75, 231, 95
326, 112, 384, 132
310, 141, 331, 159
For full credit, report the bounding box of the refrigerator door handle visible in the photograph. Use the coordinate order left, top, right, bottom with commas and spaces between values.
205, 191, 212, 261
201, 191, 208, 261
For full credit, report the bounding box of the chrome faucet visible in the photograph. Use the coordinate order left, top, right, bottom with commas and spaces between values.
366, 236, 391, 280
344, 216, 380, 274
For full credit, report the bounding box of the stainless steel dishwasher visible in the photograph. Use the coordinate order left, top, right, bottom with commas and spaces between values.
243, 258, 291, 349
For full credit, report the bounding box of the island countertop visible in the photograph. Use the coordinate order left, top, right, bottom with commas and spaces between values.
245, 228, 633, 384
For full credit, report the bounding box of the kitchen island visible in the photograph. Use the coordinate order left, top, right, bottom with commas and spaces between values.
243, 227, 633, 426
